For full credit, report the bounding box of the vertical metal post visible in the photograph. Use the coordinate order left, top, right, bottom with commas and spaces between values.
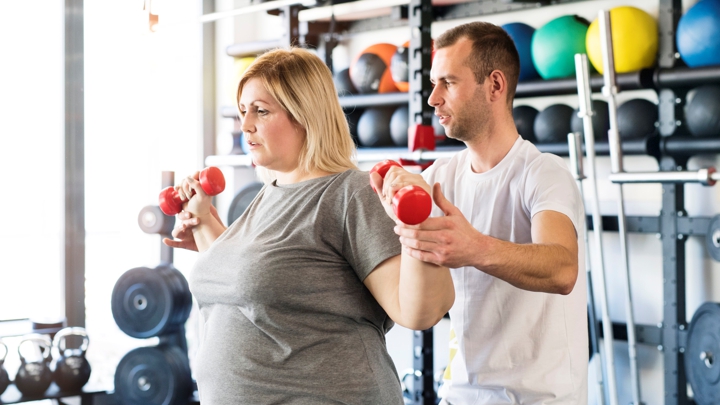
160, 172, 175, 264
599, 11, 642, 404
64, 0, 85, 328
408, 0, 433, 128
659, 158, 689, 404
408, 0, 435, 402
202, 0, 216, 163
412, 329, 435, 405
280, 5, 302, 47
575, 53, 618, 405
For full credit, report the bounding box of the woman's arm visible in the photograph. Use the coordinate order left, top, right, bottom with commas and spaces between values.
363, 252, 454, 330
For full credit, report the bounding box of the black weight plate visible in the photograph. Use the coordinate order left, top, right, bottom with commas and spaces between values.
706, 215, 720, 262
156, 264, 193, 327
138, 205, 175, 235
114, 346, 192, 405
686, 302, 720, 405
227, 182, 263, 225
112, 267, 177, 338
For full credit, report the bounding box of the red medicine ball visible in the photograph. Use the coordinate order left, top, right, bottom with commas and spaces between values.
350, 43, 398, 94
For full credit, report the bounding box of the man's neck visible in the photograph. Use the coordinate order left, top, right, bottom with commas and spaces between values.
465, 117, 519, 174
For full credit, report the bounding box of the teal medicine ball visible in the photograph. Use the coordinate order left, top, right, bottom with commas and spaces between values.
532, 15, 590, 79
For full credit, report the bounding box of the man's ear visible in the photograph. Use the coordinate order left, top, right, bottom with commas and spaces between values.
488, 70, 507, 103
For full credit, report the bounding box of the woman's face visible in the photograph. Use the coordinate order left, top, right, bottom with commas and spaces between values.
239, 78, 305, 174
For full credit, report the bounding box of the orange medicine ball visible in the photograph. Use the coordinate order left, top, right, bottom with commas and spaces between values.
349, 43, 398, 94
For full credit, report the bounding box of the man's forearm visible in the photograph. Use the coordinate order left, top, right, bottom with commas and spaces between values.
475, 236, 578, 295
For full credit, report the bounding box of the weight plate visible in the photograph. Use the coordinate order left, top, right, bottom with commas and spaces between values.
227, 182, 263, 225
112, 266, 190, 338
138, 205, 175, 235
686, 302, 720, 405
705, 215, 720, 262
114, 345, 192, 405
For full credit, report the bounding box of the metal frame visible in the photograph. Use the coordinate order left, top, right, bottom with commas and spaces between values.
64, 0, 85, 329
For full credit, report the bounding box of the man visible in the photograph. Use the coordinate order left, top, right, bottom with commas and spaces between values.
371, 22, 588, 404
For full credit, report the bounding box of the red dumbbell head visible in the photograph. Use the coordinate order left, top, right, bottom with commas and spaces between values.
200, 167, 226, 196
158, 187, 184, 216
392, 185, 432, 225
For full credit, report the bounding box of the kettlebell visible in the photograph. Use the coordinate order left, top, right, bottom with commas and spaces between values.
52, 327, 91, 392
15, 334, 53, 397
0, 340, 9, 395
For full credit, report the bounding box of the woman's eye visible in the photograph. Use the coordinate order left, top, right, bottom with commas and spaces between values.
257, 109, 268, 115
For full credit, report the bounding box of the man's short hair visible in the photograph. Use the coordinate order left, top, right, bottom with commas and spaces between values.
435, 22, 521, 106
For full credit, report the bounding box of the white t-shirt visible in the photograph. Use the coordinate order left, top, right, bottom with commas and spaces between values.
425, 137, 588, 405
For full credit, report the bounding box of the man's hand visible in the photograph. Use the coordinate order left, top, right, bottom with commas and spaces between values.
394, 183, 483, 268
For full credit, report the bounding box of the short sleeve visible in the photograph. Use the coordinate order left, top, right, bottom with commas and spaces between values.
342, 185, 402, 281
523, 155, 582, 234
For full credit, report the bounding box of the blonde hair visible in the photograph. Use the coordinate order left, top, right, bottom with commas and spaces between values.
237, 48, 357, 183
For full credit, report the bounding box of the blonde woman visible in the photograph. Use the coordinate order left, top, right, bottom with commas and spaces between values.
164, 47, 454, 404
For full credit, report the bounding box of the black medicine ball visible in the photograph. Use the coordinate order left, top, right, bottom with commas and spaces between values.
334, 68, 357, 96
534, 104, 575, 143
357, 107, 395, 147
570, 100, 610, 142
617, 98, 658, 139
390, 105, 409, 146
513, 105, 539, 143
686, 85, 720, 137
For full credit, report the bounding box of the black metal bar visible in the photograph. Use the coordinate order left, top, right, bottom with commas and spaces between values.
677, 216, 712, 236
412, 329, 435, 405
586, 215, 661, 234
656, 66, 720, 87
161, 172, 175, 264
281, 5, 302, 47
597, 322, 663, 347
659, 157, 689, 404
65, 0, 85, 328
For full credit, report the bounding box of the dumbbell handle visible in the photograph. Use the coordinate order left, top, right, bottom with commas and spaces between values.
371, 160, 432, 225
159, 167, 226, 216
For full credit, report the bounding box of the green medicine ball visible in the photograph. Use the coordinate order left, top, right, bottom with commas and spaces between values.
532, 15, 590, 79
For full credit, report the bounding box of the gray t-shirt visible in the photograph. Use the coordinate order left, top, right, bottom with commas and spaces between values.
190, 170, 404, 404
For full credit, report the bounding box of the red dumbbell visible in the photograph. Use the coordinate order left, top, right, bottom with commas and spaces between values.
158, 167, 226, 216
370, 160, 432, 225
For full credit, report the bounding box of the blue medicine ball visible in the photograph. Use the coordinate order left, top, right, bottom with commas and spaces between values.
677, 0, 720, 68
502, 22, 540, 81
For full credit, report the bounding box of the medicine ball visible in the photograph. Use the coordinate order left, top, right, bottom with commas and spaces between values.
531, 15, 590, 79
617, 99, 658, 139
344, 107, 364, 146
677, 0, 720, 68
570, 100, 610, 142
357, 107, 395, 147
502, 23, 540, 82
390, 105, 409, 146
586, 6, 658, 74
513, 105, 539, 143
686, 85, 720, 137
391, 42, 410, 92
350, 43, 399, 94
334, 68, 357, 96
534, 104, 575, 143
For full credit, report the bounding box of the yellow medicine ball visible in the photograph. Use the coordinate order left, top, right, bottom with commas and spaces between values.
231, 56, 256, 102
586, 6, 658, 74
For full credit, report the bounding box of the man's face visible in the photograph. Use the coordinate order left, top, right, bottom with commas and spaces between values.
428, 38, 490, 142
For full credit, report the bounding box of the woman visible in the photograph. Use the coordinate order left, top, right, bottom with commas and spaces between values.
164, 47, 454, 404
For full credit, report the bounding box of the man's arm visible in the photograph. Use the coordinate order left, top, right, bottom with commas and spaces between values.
396, 183, 578, 295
